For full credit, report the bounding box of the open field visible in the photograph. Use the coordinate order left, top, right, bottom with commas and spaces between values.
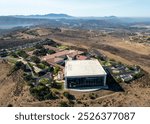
0, 60, 36, 107
44, 28, 150, 73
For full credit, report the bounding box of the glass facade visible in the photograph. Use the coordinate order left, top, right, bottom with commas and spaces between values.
66, 76, 105, 88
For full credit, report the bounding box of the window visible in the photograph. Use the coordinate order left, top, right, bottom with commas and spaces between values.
67, 76, 105, 88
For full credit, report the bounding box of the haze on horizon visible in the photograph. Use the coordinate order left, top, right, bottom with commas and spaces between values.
0, 0, 150, 17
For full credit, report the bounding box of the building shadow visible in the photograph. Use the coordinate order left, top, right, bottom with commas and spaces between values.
105, 70, 124, 92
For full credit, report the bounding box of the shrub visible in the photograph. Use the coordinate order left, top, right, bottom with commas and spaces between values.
51, 81, 63, 89
30, 84, 59, 101
69, 100, 75, 106
59, 101, 70, 107
118, 61, 122, 65
63, 92, 75, 100
30, 84, 50, 101
30, 84, 59, 100
39, 78, 51, 85
7, 104, 13, 107
77, 100, 82, 104
110, 59, 115, 62
9, 61, 24, 74
84, 103, 89, 107
37, 63, 46, 69
128, 66, 135, 71
23, 73, 33, 82
133, 72, 144, 79
44, 91, 58, 100
89, 93, 97, 100
54, 66, 60, 75
27, 30, 38, 36
147, 37, 150, 40
115, 77, 122, 83
41, 61, 50, 66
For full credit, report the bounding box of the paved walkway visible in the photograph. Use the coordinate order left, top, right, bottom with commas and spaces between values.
67, 86, 109, 92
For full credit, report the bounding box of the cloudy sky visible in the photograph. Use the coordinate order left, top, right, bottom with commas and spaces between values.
0, 0, 150, 17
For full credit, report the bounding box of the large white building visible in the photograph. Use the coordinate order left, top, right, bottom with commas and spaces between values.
65, 60, 107, 89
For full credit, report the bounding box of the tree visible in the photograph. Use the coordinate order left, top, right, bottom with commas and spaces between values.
54, 66, 60, 75
51, 81, 63, 89
23, 73, 33, 82
47, 66, 54, 73
30, 84, 58, 100
44, 39, 59, 46
47, 50, 56, 54
33, 48, 48, 56
13, 61, 24, 71
0, 50, 8, 57
8, 61, 26, 76
35, 44, 43, 49
37, 63, 46, 69
30, 84, 50, 101
17, 50, 29, 59
38, 70, 47, 77
41, 61, 54, 72
30, 56, 40, 64
39, 78, 51, 85
9, 52, 18, 58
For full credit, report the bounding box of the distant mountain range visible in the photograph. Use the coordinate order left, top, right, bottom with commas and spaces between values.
13, 13, 73, 19
0, 13, 150, 29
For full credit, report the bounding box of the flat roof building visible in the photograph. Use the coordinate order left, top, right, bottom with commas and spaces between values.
65, 60, 107, 90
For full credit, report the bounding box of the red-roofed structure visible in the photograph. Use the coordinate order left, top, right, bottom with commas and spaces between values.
76, 55, 88, 60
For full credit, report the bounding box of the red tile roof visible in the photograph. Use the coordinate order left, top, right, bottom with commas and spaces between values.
42, 50, 69, 61
76, 55, 88, 60
46, 57, 64, 64
42, 50, 84, 61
